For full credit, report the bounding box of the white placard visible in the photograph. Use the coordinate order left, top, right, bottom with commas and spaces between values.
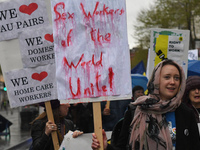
59, 131, 112, 150
19, 26, 55, 68
4, 64, 57, 108
0, 0, 49, 41
0, 0, 54, 108
148, 28, 189, 79
188, 49, 198, 60
51, 0, 132, 103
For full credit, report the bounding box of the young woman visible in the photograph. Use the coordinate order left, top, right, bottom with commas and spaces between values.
182, 75, 200, 123
31, 99, 83, 150
91, 59, 200, 150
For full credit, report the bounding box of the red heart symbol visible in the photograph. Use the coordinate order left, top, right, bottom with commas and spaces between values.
44, 34, 54, 43
32, 71, 48, 81
19, 3, 38, 15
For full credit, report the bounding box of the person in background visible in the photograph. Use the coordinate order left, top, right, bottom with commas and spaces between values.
101, 86, 143, 131
69, 102, 94, 133
91, 59, 200, 150
131, 86, 144, 102
101, 99, 131, 131
182, 75, 200, 123
101, 85, 144, 131
107, 86, 144, 145
1, 99, 8, 114
30, 99, 83, 150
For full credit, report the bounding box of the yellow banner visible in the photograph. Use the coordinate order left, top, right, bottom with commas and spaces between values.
155, 35, 168, 66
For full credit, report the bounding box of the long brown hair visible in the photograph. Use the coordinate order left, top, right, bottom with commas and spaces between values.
30, 107, 61, 125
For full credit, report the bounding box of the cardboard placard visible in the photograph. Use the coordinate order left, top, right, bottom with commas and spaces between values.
51, 0, 132, 103
0, 0, 49, 41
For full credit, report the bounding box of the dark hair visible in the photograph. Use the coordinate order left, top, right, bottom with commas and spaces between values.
182, 76, 200, 104
132, 86, 144, 97
162, 59, 182, 83
39, 99, 60, 110
31, 100, 61, 125
182, 76, 200, 122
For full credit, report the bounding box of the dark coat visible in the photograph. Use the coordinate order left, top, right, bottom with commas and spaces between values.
31, 119, 74, 150
69, 103, 94, 133
108, 103, 200, 150
101, 100, 132, 131
175, 103, 200, 150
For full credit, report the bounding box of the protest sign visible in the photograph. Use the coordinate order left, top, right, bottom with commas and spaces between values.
188, 49, 198, 60
51, 0, 132, 103
59, 131, 112, 150
148, 28, 189, 79
0, 0, 57, 108
19, 26, 54, 68
4, 63, 57, 108
0, 0, 49, 41
0, 0, 60, 148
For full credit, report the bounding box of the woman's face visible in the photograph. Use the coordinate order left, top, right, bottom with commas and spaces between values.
189, 88, 200, 108
159, 64, 180, 101
59, 104, 70, 117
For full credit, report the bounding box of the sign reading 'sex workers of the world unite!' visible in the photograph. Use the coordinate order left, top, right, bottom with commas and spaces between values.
51, 0, 132, 103
0, 0, 49, 41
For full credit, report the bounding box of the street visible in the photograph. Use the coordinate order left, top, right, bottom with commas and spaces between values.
0, 107, 32, 150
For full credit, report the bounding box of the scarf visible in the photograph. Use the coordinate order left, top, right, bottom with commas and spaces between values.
129, 60, 186, 150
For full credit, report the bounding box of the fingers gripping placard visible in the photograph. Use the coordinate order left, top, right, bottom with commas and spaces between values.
45, 101, 59, 150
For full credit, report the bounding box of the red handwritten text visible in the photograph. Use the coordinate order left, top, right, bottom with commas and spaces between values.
63, 54, 84, 69
69, 77, 81, 97
63, 52, 103, 69
90, 28, 111, 45
54, 2, 74, 21
69, 68, 114, 99
61, 29, 73, 47
108, 67, 114, 90
80, 2, 124, 21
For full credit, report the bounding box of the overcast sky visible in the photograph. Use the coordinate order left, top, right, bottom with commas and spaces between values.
126, 0, 154, 49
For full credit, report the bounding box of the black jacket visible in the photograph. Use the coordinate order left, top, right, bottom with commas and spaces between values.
31, 119, 74, 150
108, 103, 200, 150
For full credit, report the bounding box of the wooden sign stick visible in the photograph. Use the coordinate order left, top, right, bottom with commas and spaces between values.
93, 102, 104, 150
45, 101, 60, 150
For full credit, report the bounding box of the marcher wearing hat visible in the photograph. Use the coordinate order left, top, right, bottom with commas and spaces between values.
30, 100, 83, 150
182, 76, 200, 123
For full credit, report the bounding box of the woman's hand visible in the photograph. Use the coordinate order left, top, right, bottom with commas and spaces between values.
91, 129, 108, 150
45, 120, 57, 136
72, 130, 83, 138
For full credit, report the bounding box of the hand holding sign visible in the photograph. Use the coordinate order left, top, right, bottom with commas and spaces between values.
51, 1, 131, 149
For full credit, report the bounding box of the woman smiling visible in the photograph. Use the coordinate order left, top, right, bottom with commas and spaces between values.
91, 59, 200, 150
